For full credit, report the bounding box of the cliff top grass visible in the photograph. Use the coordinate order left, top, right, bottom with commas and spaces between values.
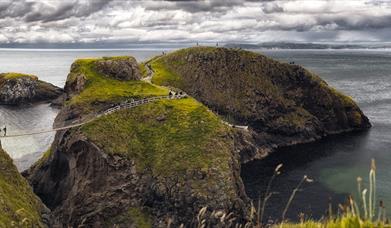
0, 72, 38, 80
0, 147, 43, 227
81, 97, 233, 178
67, 57, 168, 109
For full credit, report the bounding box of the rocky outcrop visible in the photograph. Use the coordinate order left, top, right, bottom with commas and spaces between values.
26, 129, 248, 227
95, 56, 141, 81
0, 73, 63, 105
151, 47, 371, 162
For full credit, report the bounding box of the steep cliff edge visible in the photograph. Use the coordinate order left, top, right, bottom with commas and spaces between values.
150, 47, 371, 162
0, 142, 47, 227
25, 56, 249, 227
0, 73, 63, 105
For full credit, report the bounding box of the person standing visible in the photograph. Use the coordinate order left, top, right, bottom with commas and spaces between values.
3, 126, 6, 136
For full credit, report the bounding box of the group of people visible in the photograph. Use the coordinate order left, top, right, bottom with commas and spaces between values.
168, 90, 184, 97
0, 126, 6, 136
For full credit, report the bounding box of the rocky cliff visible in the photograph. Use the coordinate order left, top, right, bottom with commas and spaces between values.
24, 48, 371, 227
0, 142, 47, 227
150, 47, 371, 162
0, 73, 63, 105
25, 56, 249, 227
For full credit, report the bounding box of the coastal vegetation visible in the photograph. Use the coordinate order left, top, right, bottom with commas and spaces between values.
0, 146, 44, 227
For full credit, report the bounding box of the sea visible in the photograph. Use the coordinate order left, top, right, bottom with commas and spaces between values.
0, 48, 390, 221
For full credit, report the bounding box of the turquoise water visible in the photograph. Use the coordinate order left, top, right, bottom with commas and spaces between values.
242, 49, 391, 222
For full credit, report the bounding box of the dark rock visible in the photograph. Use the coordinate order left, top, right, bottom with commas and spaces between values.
95, 57, 141, 81
0, 73, 63, 105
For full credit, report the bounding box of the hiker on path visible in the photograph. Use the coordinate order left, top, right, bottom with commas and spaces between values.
3, 126, 6, 136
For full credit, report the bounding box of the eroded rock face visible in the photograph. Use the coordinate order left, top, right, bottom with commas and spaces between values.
0, 73, 63, 105
0, 76, 36, 104
26, 122, 249, 227
95, 57, 141, 81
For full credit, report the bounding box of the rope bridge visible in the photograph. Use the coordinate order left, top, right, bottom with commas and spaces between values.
0, 94, 186, 138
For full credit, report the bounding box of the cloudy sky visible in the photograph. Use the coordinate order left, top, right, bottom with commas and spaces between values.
0, 0, 390, 45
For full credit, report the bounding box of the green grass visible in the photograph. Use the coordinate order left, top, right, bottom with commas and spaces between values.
81, 97, 232, 177
67, 58, 168, 109
0, 72, 38, 80
278, 215, 386, 228
0, 147, 43, 227
139, 63, 147, 78
106, 207, 152, 228
150, 57, 183, 88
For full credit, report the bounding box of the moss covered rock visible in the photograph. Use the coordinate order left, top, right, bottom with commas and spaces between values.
0, 143, 47, 227
0, 72, 63, 105
150, 47, 371, 162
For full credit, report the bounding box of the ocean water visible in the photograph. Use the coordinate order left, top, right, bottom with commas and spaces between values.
0, 48, 390, 220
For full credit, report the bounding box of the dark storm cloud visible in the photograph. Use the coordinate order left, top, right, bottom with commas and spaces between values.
0, 0, 34, 18
0, 0, 390, 44
24, 0, 113, 22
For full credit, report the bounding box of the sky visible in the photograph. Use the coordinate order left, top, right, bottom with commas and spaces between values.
0, 0, 390, 45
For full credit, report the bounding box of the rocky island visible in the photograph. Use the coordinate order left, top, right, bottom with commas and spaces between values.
0, 47, 370, 227
0, 72, 63, 105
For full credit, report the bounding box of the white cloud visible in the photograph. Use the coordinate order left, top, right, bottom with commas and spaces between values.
0, 0, 389, 44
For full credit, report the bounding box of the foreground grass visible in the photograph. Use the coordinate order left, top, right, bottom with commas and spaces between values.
278, 216, 388, 228
0, 147, 43, 227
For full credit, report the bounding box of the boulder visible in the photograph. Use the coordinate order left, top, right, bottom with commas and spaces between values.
95, 56, 141, 81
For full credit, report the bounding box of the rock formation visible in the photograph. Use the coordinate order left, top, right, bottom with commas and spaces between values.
150, 47, 371, 162
95, 56, 141, 81
0, 73, 63, 105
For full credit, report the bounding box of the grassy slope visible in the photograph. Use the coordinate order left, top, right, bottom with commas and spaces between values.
82, 97, 233, 179
67, 58, 168, 109
0, 147, 43, 227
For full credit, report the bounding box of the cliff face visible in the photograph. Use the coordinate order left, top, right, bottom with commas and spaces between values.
25, 56, 249, 227
0, 73, 63, 105
0, 143, 47, 227
150, 47, 371, 162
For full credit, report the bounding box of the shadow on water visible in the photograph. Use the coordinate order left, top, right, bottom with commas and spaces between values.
241, 130, 371, 223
